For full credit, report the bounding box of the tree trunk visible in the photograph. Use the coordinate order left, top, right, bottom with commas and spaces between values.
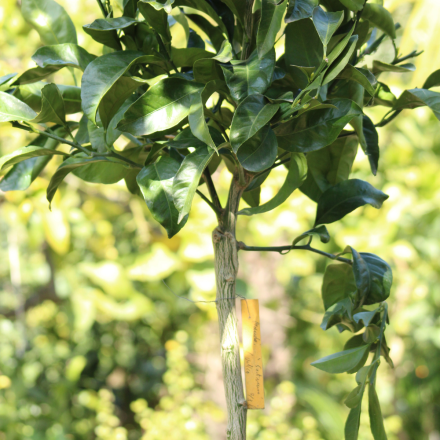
213, 174, 248, 440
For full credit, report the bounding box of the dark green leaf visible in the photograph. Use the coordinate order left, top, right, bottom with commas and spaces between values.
393, 88, 440, 121
142, 0, 175, 13
353, 310, 379, 327
362, 4, 396, 39
21, 0, 77, 45
0, 146, 68, 170
238, 153, 307, 215
338, 0, 363, 12
137, 156, 187, 238
312, 6, 344, 51
257, 0, 287, 59
275, 98, 362, 153
242, 187, 261, 208
369, 385, 388, 440
326, 23, 355, 67
0, 73, 17, 91
194, 40, 233, 83
320, 298, 352, 331
371, 82, 396, 107
315, 179, 389, 225
138, 1, 171, 52
358, 253, 392, 305
311, 345, 370, 374
222, 49, 275, 102
83, 17, 138, 50
171, 48, 215, 68
322, 262, 356, 310
344, 385, 364, 409
172, 146, 215, 223
372, 61, 415, 76
230, 94, 279, 153
167, 127, 206, 149
0, 91, 37, 122
72, 154, 131, 184
345, 402, 362, 440
362, 115, 379, 175
337, 65, 377, 96
423, 69, 440, 89
285, 0, 318, 23
351, 247, 370, 300
30, 84, 66, 125
344, 334, 366, 350
285, 18, 323, 88
292, 225, 330, 245
237, 126, 278, 173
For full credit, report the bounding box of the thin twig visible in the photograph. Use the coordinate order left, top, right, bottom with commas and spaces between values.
196, 190, 220, 214
238, 242, 353, 265
203, 167, 222, 212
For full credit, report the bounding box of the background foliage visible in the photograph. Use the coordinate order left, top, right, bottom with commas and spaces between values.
0, 0, 439, 439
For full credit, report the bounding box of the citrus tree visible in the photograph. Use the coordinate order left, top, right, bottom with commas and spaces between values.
1, 0, 439, 439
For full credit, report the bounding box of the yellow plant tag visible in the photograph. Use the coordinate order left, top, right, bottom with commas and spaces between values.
241, 299, 265, 409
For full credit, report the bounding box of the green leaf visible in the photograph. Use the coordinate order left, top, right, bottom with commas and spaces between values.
353, 310, 379, 327
322, 35, 358, 86
141, 0, 175, 13
315, 179, 389, 225
230, 94, 279, 153
312, 6, 344, 52
194, 40, 233, 83
337, 65, 377, 96
46, 156, 127, 205
30, 84, 66, 125
322, 262, 356, 310
393, 88, 440, 121
311, 345, 370, 374
21, 0, 77, 45
83, 17, 138, 50
118, 77, 203, 136
300, 135, 358, 202
237, 126, 278, 173
222, 49, 275, 102
362, 115, 379, 175
292, 225, 330, 246
372, 82, 396, 107
167, 127, 206, 149
274, 98, 362, 153
362, 3, 396, 40
0, 146, 68, 170
369, 385, 388, 440
138, 1, 172, 52
326, 23, 355, 67
171, 48, 215, 68
351, 247, 370, 300
285, 18, 323, 88
285, 0, 318, 23
242, 187, 261, 208
172, 146, 215, 223
238, 153, 307, 215
338, 0, 363, 12
344, 385, 364, 409
0, 91, 37, 122
137, 156, 187, 238
423, 69, 440, 89
345, 402, 362, 440
81, 51, 167, 127
0, 73, 17, 91
257, 0, 287, 59
320, 298, 353, 331
372, 61, 415, 76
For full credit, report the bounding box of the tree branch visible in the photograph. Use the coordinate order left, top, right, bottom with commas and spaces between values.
203, 167, 223, 213
237, 242, 353, 265
196, 190, 221, 215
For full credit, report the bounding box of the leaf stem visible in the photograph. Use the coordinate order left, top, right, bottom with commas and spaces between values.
203, 167, 223, 212
196, 189, 220, 214
238, 242, 353, 264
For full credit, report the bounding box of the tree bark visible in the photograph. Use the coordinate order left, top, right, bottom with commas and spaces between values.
213, 173, 249, 440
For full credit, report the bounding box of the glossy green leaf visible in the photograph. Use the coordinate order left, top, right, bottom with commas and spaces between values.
0, 146, 68, 170
0, 91, 37, 122
362, 3, 396, 39
167, 127, 206, 149
30, 84, 66, 125
83, 17, 138, 50
237, 126, 278, 173
257, 0, 287, 59
369, 385, 388, 440
242, 187, 261, 208
230, 94, 279, 153
285, 0, 318, 23
300, 134, 358, 202
274, 99, 362, 153
0, 73, 17, 91
315, 179, 389, 225
338, 0, 363, 12
143, 0, 175, 12
353, 310, 379, 327
138, 1, 172, 52
239, 153, 307, 215
292, 225, 330, 246
361, 115, 379, 175
351, 247, 370, 299
312, 6, 344, 51
320, 298, 353, 331
393, 88, 440, 121
345, 402, 362, 440
423, 69, 440, 89
337, 65, 377, 96
372, 61, 415, 76
322, 262, 356, 310
21, 0, 77, 45
118, 78, 203, 136
173, 146, 215, 223
322, 35, 358, 85
194, 40, 233, 83
137, 156, 187, 238
171, 48, 215, 68
285, 18, 323, 88
46, 155, 127, 205
311, 345, 370, 374
372, 82, 396, 107
222, 49, 275, 102
326, 23, 355, 67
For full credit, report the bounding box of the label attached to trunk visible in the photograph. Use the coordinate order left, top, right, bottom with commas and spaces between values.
241, 299, 265, 409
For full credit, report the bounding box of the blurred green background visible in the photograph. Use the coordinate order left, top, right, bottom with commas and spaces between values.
1, 1, 440, 439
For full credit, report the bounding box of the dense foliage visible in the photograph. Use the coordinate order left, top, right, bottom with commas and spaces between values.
1, 0, 440, 439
